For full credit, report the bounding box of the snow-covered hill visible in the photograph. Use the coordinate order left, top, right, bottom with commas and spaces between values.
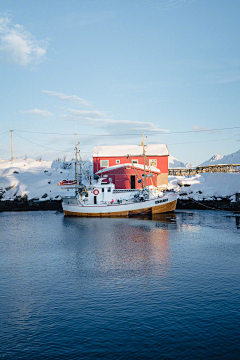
168, 154, 192, 169
0, 159, 92, 201
199, 149, 240, 166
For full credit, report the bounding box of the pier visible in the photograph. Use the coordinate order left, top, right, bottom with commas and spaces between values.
169, 164, 240, 176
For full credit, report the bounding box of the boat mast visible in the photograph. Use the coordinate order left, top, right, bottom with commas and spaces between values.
75, 132, 79, 186
142, 132, 147, 187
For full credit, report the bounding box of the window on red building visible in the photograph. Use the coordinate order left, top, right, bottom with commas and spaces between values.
100, 160, 109, 167
149, 159, 157, 166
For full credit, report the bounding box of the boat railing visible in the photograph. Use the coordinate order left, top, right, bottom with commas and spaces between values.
113, 189, 140, 193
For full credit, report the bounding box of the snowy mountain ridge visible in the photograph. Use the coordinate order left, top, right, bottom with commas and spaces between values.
168, 154, 192, 169
199, 149, 240, 166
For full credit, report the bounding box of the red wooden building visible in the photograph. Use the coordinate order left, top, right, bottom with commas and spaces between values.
92, 144, 169, 189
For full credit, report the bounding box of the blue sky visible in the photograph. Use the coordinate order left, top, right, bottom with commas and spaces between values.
0, 0, 239, 165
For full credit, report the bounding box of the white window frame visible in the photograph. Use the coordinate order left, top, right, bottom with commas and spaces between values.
100, 160, 109, 168
116, 159, 120, 164
149, 159, 157, 166
132, 159, 138, 164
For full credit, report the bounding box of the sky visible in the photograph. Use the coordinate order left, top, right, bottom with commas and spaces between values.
0, 0, 239, 166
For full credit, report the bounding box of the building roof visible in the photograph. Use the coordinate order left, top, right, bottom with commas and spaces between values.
92, 144, 169, 157
95, 163, 161, 175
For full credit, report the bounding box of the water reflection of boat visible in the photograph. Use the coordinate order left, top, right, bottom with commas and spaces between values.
62, 216, 173, 279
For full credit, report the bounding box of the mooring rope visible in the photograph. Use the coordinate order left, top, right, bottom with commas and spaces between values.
185, 197, 240, 213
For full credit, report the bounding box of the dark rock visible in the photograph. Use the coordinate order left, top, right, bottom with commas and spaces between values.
0, 199, 63, 212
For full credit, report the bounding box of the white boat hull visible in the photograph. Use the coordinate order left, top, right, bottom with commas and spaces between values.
62, 192, 177, 217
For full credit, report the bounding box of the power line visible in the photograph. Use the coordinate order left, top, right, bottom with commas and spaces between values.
13, 130, 75, 136
0, 132, 9, 141
161, 126, 240, 135
0, 130, 9, 137
10, 125, 240, 137
12, 131, 240, 150
168, 136, 239, 146
14, 132, 75, 153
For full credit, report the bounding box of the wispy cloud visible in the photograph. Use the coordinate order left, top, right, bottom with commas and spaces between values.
193, 124, 210, 132
68, 109, 110, 118
21, 108, 54, 116
208, 71, 240, 84
0, 16, 48, 65
63, 108, 169, 135
43, 90, 91, 106
148, 0, 197, 10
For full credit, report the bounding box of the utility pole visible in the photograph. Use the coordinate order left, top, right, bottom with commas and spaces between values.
11, 130, 13, 161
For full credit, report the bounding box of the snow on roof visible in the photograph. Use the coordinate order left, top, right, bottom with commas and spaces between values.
92, 144, 169, 157
95, 163, 161, 175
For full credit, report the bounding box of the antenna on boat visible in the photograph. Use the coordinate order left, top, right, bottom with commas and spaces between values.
75, 132, 80, 186
142, 132, 147, 187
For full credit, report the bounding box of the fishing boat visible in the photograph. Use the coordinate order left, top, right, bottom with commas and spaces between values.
61, 135, 178, 217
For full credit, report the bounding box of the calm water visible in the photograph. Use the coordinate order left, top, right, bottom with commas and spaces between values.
0, 210, 240, 359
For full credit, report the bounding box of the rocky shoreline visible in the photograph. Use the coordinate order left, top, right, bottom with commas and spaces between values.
177, 198, 240, 211
0, 198, 240, 212
0, 199, 63, 212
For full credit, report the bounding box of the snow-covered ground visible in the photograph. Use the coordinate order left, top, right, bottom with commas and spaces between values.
0, 154, 239, 202
0, 159, 91, 201
169, 173, 240, 202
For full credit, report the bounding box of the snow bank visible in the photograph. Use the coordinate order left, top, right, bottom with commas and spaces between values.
169, 173, 240, 201
0, 159, 77, 200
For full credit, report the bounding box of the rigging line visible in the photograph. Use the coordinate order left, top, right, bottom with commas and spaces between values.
14, 132, 75, 153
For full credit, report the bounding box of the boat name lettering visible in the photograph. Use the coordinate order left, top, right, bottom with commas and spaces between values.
155, 198, 168, 204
